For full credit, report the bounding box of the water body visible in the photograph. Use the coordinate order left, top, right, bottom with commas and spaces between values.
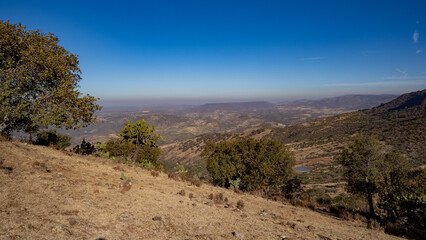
295, 167, 310, 172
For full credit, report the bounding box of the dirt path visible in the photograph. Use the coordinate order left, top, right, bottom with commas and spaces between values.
0, 140, 401, 239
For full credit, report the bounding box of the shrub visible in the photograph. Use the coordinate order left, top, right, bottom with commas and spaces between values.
202, 138, 295, 191
34, 129, 71, 150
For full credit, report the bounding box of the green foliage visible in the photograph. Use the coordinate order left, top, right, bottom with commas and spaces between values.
202, 138, 295, 191
337, 134, 384, 199
281, 176, 302, 197
377, 152, 425, 231
93, 120, 164, 170
121, 172, 127, 180
34, 129, 71, 150
338, 134, 426, 232
105, 138, 135, 158
120, 120, 160, 147
173, 163, 188, 176
229, 178, 241, 190
73, 138, 94, 155
0, 21, 102, 136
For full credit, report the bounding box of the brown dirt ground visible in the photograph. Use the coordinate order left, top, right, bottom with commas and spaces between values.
0, 140, 401, 240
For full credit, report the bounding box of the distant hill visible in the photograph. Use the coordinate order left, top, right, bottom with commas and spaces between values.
188, 101, 275, 113
160, 90, 426, 181
283, 94, 397, 110
269, 89, 425, 163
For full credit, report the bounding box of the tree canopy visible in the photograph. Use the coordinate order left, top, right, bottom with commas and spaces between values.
202, 138, 295, 191
119, 120, 161, 163
0, 21, 101, 136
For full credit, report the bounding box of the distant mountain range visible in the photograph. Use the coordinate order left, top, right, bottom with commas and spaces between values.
187, 101, 275, 113
64, 94, 400, 146
282, 94, 397, 110
160, 90, 425, 179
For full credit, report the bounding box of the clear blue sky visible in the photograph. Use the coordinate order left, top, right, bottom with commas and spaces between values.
1, 0, 426, 104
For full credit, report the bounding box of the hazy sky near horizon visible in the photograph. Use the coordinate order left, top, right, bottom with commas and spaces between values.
1, 0, 426, 104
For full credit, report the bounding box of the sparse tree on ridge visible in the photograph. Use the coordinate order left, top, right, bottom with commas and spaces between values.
119, 120, 161, 163
0, 21, 101, 137
337, 134, 386, 228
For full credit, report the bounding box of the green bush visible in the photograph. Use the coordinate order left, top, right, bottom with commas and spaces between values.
34, 129, 71, 150
202, 138, 295, 191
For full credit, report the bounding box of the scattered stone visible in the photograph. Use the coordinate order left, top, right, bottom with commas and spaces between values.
279, 234, 287, 239
318, 234, 332, 240
67, 217, 77, 225
306, 225, 315, 231
53, 172, 63, 178
52, 225, 63, 232
232, 232, 245, 239
120, 179, 132, 193
195, 234, 213, 239
286, 221, 304, 232
205, 201, 214, 206
152, 216, 162, 221
240, 214, 248, 218
178, 189, 186, 196
179, 200, 184, 203
119, 214, 131, 222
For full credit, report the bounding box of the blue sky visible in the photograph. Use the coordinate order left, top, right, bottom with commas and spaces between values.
1, 0, 426, 104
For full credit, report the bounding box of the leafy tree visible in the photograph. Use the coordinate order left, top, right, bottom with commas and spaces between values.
0, 21, 101, 137
377, 152, 425, 232
119, 120, 161, 163
34, 129, 71, 150
337, 134, 386, 228
202, 138, 295, 191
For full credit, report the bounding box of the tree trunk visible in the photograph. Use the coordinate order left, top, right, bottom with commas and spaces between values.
367, 193, 375, 229
132, 145, 140, 163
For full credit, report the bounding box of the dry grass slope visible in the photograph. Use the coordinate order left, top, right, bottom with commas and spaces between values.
0, 140, 402, 239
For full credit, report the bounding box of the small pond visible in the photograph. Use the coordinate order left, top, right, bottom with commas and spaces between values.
295, 167, 311, 172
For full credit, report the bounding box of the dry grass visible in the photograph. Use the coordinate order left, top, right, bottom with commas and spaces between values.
0, 141, 403, 240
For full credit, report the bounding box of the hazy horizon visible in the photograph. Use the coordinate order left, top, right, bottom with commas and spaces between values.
98, 91, 407, 109
1, 1, 425, 101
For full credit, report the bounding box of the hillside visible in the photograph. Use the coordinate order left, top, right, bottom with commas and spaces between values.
0, 140, 401, 239
282, 94, 397, 110
160, 90, 426, 182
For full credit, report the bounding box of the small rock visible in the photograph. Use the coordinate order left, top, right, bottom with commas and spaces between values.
67, 217, 77, 225
178, 189, 186, 196
119, 214, 131, 222
195, 234, 213, 239
279, 234, 287, 239
287, 221, 304, 232
318, 234, 332, 240
93, 189, 100, 194
53, 172, 63, 178
205, 201, 214, 206
306, 225, 315, 231
120, 180, 132, 193
52, 225, 63, 232
232, 232, 245, 239
152, 216, 162, 221
240, 214, 248, 218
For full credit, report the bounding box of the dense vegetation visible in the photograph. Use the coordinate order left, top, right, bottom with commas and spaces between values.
0, 21, 101, 138
202, 138, 295, 191
337, 134, 425, 237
